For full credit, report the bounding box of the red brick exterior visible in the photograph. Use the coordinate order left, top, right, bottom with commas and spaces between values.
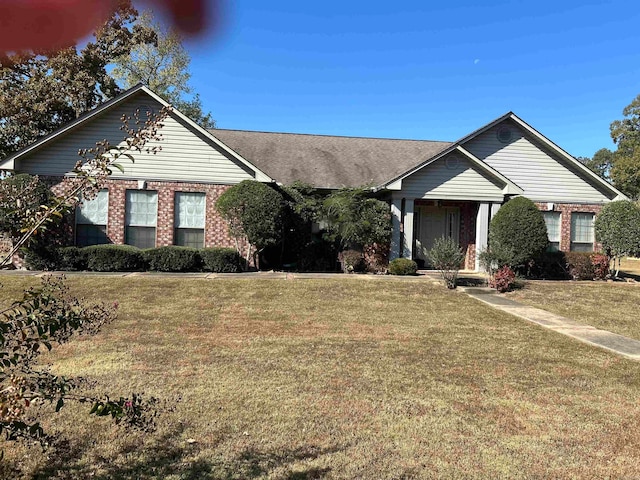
49, 177, 247, 251
534, 202, 603, 252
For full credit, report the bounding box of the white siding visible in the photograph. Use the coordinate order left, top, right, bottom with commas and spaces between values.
18, 92, 255, 184
402, 156, 505, 201
464, 121, 613, 203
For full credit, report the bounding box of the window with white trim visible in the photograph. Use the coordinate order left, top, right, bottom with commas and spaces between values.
174, 192, 205, 248
570, 212, 595, 252
125, 190, 157, 249
543, 211, 561, 251
76, 190, 109, 247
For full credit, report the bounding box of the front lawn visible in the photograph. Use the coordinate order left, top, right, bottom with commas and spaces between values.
2, 275, 640, 479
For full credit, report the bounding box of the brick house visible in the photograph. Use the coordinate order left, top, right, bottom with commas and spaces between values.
0, 84, 627, 270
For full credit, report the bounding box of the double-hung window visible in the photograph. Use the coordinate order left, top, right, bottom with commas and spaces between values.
570, 212, 595, 252
76, 190, 109, 247
543, 211, 561, 251
125, 190, 157, 249
174, 192, 205, 248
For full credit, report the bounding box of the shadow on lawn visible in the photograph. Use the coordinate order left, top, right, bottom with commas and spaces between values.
29, 425, 338, 480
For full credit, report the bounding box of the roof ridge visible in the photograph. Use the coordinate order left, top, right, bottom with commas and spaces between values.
210, 128, 452, 144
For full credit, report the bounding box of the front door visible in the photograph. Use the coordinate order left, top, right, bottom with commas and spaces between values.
415, 206, 460, 266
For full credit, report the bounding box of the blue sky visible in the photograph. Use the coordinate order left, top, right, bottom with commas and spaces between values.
173, 0, 639, 158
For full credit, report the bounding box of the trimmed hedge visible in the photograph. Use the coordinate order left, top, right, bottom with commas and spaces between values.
200, 248, 243, 273
388, 258, 418, 276
57, 246, 88, 271
144, 246, 201, 272
84, 245, 146, 272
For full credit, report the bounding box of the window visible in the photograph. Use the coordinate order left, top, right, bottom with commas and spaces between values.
174, 192, 205, 248
543, 211, 561, 251
125, 190, 157, 248
570, 212, 595, 252
76, 190, 109, 247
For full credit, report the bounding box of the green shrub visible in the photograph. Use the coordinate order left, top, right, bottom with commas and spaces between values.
85, 245, 146, 272
530, 251, 569, 280
388, 258, 418, 275
200, 248, 243, 273
489, 197, 548, 269
57, 246, 89, 271
144, 246, 201, 272
427, 236, 465, 288
338, 249, 365, 273
22, 246, 59, 271
565, 252, 594, 280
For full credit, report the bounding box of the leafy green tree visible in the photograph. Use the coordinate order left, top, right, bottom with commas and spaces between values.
215, 180, 285, 268
489, 196, 548, 269
322, 187, 391, 251
112, 11, 215, 128
580, 148, 615, 180
0, 1, 156, 159
610, 94, 640, 198
594, 200, 640, 277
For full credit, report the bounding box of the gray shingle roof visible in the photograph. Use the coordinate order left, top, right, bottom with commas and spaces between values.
210, 129, 453, 189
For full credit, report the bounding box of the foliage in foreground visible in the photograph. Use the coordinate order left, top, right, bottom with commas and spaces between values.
0, 276, 159, 452
427, 236, 465, 289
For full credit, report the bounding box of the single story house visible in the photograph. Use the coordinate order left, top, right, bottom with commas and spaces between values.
0, 84, 627, 270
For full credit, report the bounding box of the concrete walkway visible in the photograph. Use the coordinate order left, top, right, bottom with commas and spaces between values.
465, 289, 640, 361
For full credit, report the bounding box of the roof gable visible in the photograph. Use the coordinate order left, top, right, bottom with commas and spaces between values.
0, 85, 273, 183
457, 113, 627, 201
462, 116, 626, 202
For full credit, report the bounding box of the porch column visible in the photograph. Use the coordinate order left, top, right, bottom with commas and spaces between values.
390, 198, 402, 260
403, 199, 414, 259
475, 202, 490, 271
490, 202, 501, 219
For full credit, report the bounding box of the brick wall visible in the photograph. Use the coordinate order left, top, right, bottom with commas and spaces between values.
534, 202, 603, 252
47, 177, 248, 251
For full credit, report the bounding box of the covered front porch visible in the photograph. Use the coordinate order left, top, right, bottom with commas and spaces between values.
389, 199, 501, 271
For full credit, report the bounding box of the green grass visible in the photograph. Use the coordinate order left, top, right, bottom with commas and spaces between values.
2, 274, 640, 479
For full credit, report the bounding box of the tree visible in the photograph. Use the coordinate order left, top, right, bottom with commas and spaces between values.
1, 109, 168, 457
0, 174, 56, 246
215, 180, 284, 268
580, 148, 615, 180
427, 236, 465, 289
322, 187, 391, 251
111, 11, 215, 128
0, 1, 156, 159
610, 94, 640, 198
594, 200, 640, 277
488, 196, 549, 270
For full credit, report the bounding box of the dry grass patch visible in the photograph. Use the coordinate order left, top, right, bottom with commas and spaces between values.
1, 275, 640, 479
508, 280, 640, 340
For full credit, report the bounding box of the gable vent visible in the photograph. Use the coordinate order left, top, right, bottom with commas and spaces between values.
496, 126, 512, 144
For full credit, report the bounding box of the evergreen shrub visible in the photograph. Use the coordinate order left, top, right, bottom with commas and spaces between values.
489, 197, 548, 269
144, 246, 200, 272
85, 245, 146, 272
200, 247, 243, 273
388, 258, 418, 276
